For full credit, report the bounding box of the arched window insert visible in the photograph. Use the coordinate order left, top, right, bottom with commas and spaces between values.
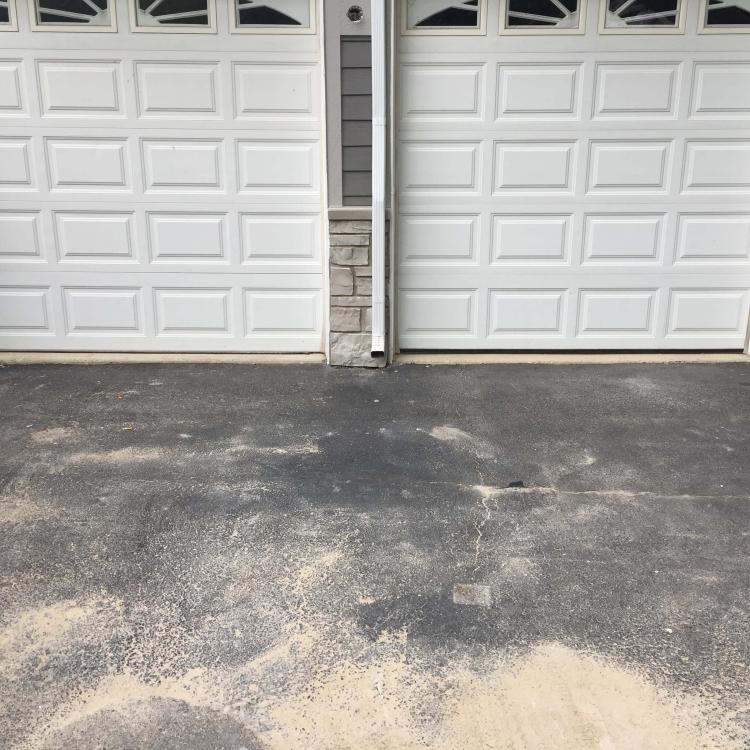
601, 0, 685, 33
130, 0, 215, 31
404, 0, 486, 34
501, 0, 585, 33
231, 0, 316, 32
29, 0, 115, 31
701, 0, 750, 31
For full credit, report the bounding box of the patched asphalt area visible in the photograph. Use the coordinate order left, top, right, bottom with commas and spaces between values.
0, 363, 748, 749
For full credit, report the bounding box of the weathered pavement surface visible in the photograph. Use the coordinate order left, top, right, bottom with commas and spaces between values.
0, 363, 748, 749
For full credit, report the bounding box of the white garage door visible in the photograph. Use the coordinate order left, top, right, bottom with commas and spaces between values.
397, 1, 750, 350
0, 0, 324, 352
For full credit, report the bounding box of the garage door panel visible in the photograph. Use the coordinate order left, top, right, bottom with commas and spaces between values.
494, 141, 577, 193
582, 214, 665, 265
675, 213, 750, 263
0, 19, 324, 353
46, 137, 131, 192
587, 140, 673, 194
577, 289, 659, 337
667, 290, 750, 338
63, 287, 143, 335
683, 140, 750, 192
0, 60, 27, 116
593, 63, 680, 119
0, 272, 322, 352
0, 211, 43, 261
147, 212, 229, 264
237, 140, 320, 194
498, 64, 582, 120
400, 141, 480, 194
240, 212, 321, 267
399, 213, 480, 265
37, 60, 124, 118
401, 63, 485, 121
55, 211, 137, 262
491, 214, 572, 264
398, 270, 750, 349
399, 38, 750, 350
136, 62, 220, 119
142, 138, 224, 193
489, 291, 567, 337
690, 62, 750, 120
0, 287, 52, 335
0, 138, 35, 190
399, 289, 478, 339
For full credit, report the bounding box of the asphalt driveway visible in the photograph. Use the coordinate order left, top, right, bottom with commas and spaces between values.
0, 363, 748, 749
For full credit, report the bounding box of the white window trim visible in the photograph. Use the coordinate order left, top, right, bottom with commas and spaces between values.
0, 0, 17, 31
401, 0, 487, 36
699, 0, 750, 33
129, 0, 217, 34
28, 0, 117, 32
229, 0, 316, 34
599, 0, 686, 34
499, 0, 587, 35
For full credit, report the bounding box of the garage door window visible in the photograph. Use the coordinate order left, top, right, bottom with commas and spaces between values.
131, 0, 216, 32
702, 1, 750, 31
501, 0, 586, 34
30, 0, 115, 31
601, 0, 685, 33
404, 0, 485, 34
231, 0, 315, 33
0, 0, 17, 29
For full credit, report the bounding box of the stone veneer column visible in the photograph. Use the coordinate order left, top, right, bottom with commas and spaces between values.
328, 218, 385, 367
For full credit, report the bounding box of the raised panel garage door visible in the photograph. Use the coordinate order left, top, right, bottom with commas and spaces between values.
0, 1, 324, 352
397, 1, 750, 350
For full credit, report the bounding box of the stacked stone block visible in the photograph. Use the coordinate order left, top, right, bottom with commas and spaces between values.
328, 219, 384, 367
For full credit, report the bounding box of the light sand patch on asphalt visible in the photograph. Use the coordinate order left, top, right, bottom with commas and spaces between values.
30, 428, 79, 445
67, 447, 166, 464
0, 598, 119, 681
261, 641, 741, 750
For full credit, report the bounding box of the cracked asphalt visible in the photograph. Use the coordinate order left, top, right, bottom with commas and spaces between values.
0, 363, 748, 749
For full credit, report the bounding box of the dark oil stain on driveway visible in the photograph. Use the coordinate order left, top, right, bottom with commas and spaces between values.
0, 363, 748, 749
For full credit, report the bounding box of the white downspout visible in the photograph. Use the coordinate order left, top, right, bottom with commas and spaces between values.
370, 0, 386, 356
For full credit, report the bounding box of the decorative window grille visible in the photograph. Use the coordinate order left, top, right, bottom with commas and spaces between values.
134, 0, 211, 28
504, 0, 582, 29
603, 0, 682, 29
704, 0, 750, 27
406, 0, 481, 29
235, 0, 311, 27
33, 0, 111, 26
0, 0, 13, 25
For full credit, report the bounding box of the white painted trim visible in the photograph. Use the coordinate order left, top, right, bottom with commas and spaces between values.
499, 0, 587, 36
318, 0, 331, 363
387, 0, 397, 363
0, 352, 325, 364
0, 0, 18, 31
128, 0, 217, 34
229, 0, 317, 33
401, 0, 487, 35
371, 0, 386, 354
28, 0, 117, 32
599, 0, 687, 35
698, 0, 750, 33
396, 353, 750, 365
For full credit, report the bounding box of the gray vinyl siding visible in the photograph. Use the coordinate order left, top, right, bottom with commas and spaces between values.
340, 36, 372, 206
